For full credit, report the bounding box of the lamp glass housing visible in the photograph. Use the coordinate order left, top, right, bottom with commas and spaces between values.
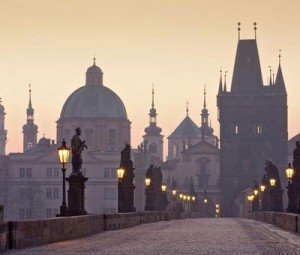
145, 178, 151, 187
285, 164, 294, 180
179, 194, 183, 199
117, 167, 125, 179
204, 198, 208, 204
172, 190, 177, 196
161, 183, 167, 192
269, 178, 276, 187
187, 196, 191, 201
183, 195, 187, 200
260, 184, 266, 192
192, 196, 196, 202
216, 203, 220, 208
58, 139, 70, 164
253, 189, 259, 196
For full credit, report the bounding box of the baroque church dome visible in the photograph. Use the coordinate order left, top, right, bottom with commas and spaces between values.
60, 60, 127, 120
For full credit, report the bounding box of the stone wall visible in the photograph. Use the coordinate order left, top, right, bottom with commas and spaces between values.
248, 211, 299, 233
2, 211, 174, 251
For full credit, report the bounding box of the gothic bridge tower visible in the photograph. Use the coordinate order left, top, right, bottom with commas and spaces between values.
217, 23, 288, 216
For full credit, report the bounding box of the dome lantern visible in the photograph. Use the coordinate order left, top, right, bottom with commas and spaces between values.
86, 58, 103, 86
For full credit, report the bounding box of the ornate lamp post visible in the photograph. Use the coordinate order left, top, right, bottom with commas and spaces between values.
252, 181, 260, 212
117, 166, 125, 213
285, 163, 295, 213
57, 139, 70, 216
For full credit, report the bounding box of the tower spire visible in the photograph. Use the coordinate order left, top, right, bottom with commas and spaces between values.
224, 71, 228, 92
186, 101, 189, 117
218, 69, 223, 94
203, 84, 207, 109
268, 66, 272, 85
93, 54, 96, 65
254, 22, 257, 39
279, 49, 282, 65
152, 83, 155, 108
238, 22, 241, 40
29, 84, 32, 108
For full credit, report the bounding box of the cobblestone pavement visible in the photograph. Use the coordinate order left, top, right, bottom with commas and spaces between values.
9, 218, 300, 255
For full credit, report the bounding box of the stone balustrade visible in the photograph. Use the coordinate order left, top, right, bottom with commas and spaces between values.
248, 211, 299, 233
0, 211, 174, 251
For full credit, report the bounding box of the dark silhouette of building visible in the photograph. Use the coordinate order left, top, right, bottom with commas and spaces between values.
217, 24, 288, 217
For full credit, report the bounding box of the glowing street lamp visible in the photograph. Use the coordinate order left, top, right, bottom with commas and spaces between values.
183, 195, 187, 200
216, 203, 220, 209
145, 177, 151, 187
179, 194, 183, 199
204, 198, 208, 204
117, 167, 125, 180
57, 139, 70, 216
187, 196, 191, 201
260, 184, 266, 192
269, 177, 276, 187
172, 189, 177, 196
161, 182, 167, 192
285, 163, 294, 182
192, 196, 196, 202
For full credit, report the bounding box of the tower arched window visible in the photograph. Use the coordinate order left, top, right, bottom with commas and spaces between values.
172, 144, 178, 158
234, 125, 239, 134
257, 125, 263, 134
149, 143, 157, 153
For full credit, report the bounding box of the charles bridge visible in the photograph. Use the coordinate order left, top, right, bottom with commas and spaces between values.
0, 209, 299, 254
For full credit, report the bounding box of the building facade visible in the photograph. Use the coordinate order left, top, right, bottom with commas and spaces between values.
1, 60, 131, 220
217, 33, 288, 216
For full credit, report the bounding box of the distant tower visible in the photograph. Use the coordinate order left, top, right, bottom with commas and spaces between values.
143, 85, 164, 160
0, 98, 7, 155
200, 86, 214, 139
22, 85, 38, 152
217, 24, 287, 217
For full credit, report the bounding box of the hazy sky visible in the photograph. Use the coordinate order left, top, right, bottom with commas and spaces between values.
1, 0, 300, 155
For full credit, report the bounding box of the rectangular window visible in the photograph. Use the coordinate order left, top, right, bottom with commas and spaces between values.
110, 168, 116, 178
111, 188, 117, 200
19, 208, 25, 220
104, 168, 110, 178
53, 188, 59, 199
46, 168, 52, 178
53, 168, 59, 177
46, 188, 52, 199
104, 188, 110, 199
19, 188, 25, 199
19, 168, 25, 178
26, 168, 32, 178
46, 208, 52, 218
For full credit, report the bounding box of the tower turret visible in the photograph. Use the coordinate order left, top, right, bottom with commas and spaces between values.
22, 85, 38, 152
0, 98, 7, 155
143, 85, 163, 160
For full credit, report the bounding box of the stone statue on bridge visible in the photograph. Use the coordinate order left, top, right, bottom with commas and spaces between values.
71, 127, 88, 174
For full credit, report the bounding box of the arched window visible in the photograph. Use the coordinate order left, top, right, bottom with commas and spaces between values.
172, 144, 178, 157
149, 143, 157, 153
257, 125, 263, 134
108, 129, 117, 146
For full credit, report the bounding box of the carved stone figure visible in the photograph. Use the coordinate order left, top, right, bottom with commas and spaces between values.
71, 128, 88, 174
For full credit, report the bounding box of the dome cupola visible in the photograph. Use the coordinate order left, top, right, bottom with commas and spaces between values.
86, 58, 103, 86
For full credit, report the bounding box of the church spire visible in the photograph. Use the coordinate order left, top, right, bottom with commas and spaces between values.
186, 101, 189, 117
274, 49, 286, 94
224, 71, 228, 92
203, 84, 207, 109
0, 98, 7, 155
218, 69, 223, 95
148, 84, 157, 125
27, 84, 34, 121
151, 83, 155, 108
238, 22, 241, 40
268, 66, 272, 86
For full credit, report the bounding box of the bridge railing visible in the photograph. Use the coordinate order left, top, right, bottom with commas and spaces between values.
248, 211, 299, 233
0, 211, 177, 251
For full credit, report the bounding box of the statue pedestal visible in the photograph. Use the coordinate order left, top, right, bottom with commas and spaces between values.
66, 172, 88, 216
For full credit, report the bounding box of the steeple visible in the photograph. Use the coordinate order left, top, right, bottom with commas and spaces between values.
224, 72, 228, 92
254, 22, 257, 40
268, 66, 272, 86
143, 85, 163, 160
230, 28, 263, 94
200, 86, 213, 138
186, 101, 189, 117
274, 50, 286, 94
149, 84, 157, 125
23, 84, 38, 152
27, 84, 34, 121
0, 98, 7, 155
218, 69, 223, 95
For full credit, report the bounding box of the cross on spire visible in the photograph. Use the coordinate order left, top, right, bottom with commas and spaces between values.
254, 22, 257, 39
279, 49, 282, 65
93, 54, 96, 65
186, 101, 189, 116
